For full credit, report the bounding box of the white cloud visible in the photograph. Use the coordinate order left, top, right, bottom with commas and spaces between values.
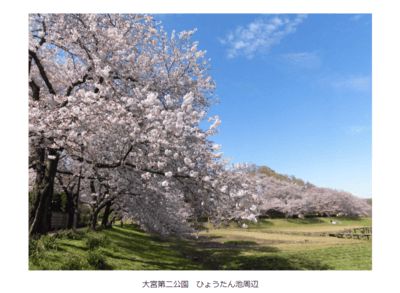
350, 14, 363, 21
331, 75, 372, 92
219, 14, 307, 59
278, 51, 322, 69
152, 14, 169, 21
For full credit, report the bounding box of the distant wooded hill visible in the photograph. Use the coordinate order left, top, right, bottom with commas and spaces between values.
247, 164, 316, 189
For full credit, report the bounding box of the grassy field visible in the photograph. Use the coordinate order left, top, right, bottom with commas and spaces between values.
29, 217, 372, 270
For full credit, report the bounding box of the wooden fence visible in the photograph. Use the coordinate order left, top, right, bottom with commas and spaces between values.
51, 211, 78, 229
329, 227, 372, 240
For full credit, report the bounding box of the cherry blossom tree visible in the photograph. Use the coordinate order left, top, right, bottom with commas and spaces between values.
29, 13, 258, 237
303, 187, 371, 217
242, 169, 371, 219
214, 163, 262, 225
243, 173, 306, 219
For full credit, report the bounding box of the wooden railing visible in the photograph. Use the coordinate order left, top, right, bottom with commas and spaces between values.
329, 227, 372, 240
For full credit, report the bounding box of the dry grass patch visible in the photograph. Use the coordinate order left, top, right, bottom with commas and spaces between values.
263, 226, 367, 233
199, 229, 368, 252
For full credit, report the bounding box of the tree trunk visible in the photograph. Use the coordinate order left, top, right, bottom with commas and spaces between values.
101, 202, 113, 227
29, 148, 59, 236
67, 206, 75, 229
109, 215, 117, 228
73, 168, 82, 229
90, 210, 99, 231
63, 191, 75, 229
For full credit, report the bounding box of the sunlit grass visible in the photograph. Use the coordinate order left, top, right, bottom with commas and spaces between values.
29, 217, 372, 270
29, 225, 203, 270
213, 216, 372, 230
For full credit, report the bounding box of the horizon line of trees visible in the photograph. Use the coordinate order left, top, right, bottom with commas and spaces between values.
240, 166, 372, 219
246, 164, 316, 189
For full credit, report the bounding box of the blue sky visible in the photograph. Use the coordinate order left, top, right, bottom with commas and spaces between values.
153, 13, 372, 198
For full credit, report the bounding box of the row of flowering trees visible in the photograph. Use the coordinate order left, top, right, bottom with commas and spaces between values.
242, 170, 372, 219
28, 13, 260, 238
28, 13, 370, 238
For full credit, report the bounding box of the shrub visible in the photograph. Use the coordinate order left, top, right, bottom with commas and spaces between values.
29, 234, 59, 266
60, 255, 86, 270
78, 203, 91, 227
29, 238, 38, 256
109, 243, 120, 253
83, 226, 92, 234
53, 229, 68, 239
29, 237, 44, 265
66, 229, 86, 240
86, 250, 107, 270
85, 234, 111, 250
41, 234, 58, 250
100, 235, 111, 247
51, 191, 68, 212
53, 229, 88, 240
85, 237, 102, 250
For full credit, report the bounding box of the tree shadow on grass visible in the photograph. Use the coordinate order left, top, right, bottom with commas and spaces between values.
168, 240, 332, 270
58, 242, 89, 252
198, 235, 224, 240
98, 226, 202, 270
101, 224, 333, 270
100, 250, 194, 270
286, 218, 324, 225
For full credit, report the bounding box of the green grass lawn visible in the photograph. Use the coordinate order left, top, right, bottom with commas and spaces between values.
226, 216, 372, 231
29, 225, 203, 270
29, 217, 372, 270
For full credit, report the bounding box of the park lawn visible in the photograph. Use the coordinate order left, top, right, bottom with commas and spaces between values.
231, 243, 372, 270
199, 229, 370, 252
29, 225, 203, 270
222, 216, 372, 231
29, 218, 372, 270
178, 241, 372, 270
200, 217, 372, 235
